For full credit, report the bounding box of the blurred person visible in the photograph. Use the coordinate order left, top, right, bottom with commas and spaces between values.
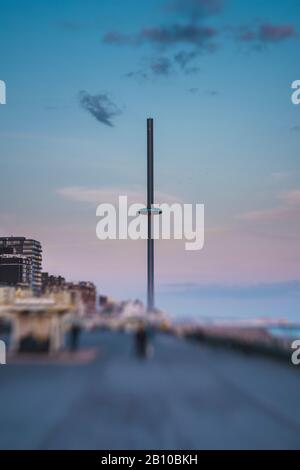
69, 319, 82, 352
134, 323, 154, 359
134, 324, 148, 358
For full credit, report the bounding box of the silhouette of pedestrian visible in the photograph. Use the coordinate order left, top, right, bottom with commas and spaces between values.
135, 324, 148, 358
69, 322, 81, 352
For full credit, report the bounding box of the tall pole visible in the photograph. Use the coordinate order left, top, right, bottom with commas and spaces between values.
147, 118, 154, 311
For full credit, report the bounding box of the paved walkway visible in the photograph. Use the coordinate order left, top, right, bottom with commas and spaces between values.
0, 331, 300, 449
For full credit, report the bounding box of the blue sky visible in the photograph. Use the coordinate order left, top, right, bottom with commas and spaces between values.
0, 0, 299, 318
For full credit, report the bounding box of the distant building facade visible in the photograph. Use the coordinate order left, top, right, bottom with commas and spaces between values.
0, 237, 42, 292
42, 272, 66, 293
72, 282, 96, 311
42, 272, 96, 314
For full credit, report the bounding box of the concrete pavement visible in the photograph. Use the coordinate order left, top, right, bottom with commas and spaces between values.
0, 330, 300, 449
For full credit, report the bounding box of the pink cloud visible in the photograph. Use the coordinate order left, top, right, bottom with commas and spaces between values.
238, 23, 297, 45
259, 23, 296, 42
56, 186, 182, 205
280, 189, 300, 205
237, 188, 300, 222
236, 207, 292, 222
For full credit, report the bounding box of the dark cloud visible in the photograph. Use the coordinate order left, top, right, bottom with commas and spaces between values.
259, 23, 296, 42
238, 30, 256, 42
104, 24, 218, 49
166, 0, 224, 19
59, 21, 84, 31
184, 66, 201, 74
151, 57, 172, 76
102, 1, 220, 78
174, 50, 198, 68
125, 70, 148, 80
238, 23, 296, 45
103, 6, 296, 82
140, 24, 217, 47
79, 91, 121, 127
125, 59, 172, 79
290, 125, 300, 132
206, 89, 219, 96
103, 31, 132, 45
188, 87, 199, 93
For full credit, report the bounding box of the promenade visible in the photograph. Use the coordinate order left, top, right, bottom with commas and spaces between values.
0, 330, 299, 449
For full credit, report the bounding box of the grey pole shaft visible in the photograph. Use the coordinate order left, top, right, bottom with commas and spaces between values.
147, 118, 154, 311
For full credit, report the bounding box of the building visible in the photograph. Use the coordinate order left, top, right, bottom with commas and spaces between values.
0, 286, 16, 305
0, 255, 31, 288
66, 281, 97, 315
42, 272, 66, 293
0, 286, 78, 353
0, 237, 42, 292
42, 272, 97, 315
76, 282, 96, 307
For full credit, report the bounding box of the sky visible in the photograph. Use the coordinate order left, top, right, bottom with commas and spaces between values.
0, 0, 299, 319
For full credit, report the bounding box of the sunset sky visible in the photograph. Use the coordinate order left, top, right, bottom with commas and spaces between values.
0, 0, 299, 318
